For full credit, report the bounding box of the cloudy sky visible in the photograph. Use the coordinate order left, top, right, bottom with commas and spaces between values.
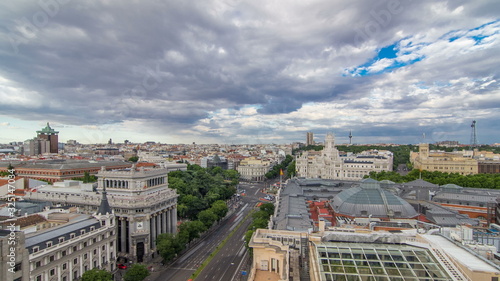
1, 0, 499, 145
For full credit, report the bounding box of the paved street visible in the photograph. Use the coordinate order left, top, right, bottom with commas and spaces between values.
147, 181, 266, 281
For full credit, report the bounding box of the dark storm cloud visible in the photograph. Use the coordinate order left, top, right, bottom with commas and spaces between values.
0, 0, 498, 143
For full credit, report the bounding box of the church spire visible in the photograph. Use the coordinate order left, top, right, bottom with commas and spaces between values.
97, 184, 112, 215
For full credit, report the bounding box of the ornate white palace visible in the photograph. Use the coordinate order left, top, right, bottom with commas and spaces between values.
296, 133, 393, 180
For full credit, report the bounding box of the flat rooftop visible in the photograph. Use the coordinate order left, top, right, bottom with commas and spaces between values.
253, 270, 280, 281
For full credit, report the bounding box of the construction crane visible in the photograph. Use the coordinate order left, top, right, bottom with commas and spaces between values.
470, 120, 478, 149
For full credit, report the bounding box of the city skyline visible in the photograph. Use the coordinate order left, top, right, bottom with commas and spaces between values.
1, 1, 499, 145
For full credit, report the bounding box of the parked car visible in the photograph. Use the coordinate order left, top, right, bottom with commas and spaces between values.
117, 264, 127, 269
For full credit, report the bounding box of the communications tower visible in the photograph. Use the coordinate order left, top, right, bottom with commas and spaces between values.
470, 120, 478, 149
348, 130, 353, 145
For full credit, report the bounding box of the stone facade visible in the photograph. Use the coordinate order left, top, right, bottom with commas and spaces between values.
237, 157, 271, 181
296, 133, 393, 180
26, 166, 178, 263
411, 143, 478, 175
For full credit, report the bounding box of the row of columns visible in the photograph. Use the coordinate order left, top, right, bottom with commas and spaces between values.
146, 177, 165, 187
150, 207, 177, 245
104, 179, 129, 189
119, 218, 129, 253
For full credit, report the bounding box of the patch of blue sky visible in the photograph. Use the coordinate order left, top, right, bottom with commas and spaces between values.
414, 82, 429, 90
377, 44, 398, 59
346, 41, 423, 77
433, 81, 452, 88
446, 19, 499, 43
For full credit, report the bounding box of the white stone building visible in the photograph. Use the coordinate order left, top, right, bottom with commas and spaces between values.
26, 165, 178, 263
296, 133, 392, 180
26, 193, 116, 281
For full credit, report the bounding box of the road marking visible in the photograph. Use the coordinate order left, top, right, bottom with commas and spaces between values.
177, 241, 206, 263
237, 245, 246, 257
236, 203, 248, 216
228, 250, 248, 281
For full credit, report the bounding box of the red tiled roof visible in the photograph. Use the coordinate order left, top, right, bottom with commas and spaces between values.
136, 162, 157, 167
0, 214, 46, 228
0, 176, 23, 187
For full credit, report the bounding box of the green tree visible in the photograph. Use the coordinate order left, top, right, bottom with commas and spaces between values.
177, 203, 188, 219
180, 194, 208, 220
123, 264, 150, 281
198, 209, 218, 228
210, 200, 229, 220
128, 156, 139, 162
157, 233, 184, 262
81, 268, 113, 281
259, 203, 275, 217
224, 169, 240, 185
179, 220, 206, 242
244, 229, 255, 248
287, 160, 296, 177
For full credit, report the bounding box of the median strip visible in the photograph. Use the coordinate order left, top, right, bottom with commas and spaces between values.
189, 209, 255, 280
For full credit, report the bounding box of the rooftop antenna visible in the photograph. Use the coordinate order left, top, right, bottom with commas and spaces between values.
470, 120, 478, 149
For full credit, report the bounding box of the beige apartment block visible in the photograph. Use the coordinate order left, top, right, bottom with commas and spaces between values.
248, 229, 309, 281
411, 143, 478, 175
237, 157, 272, 181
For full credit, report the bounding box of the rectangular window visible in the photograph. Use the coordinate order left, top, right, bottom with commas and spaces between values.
50, 268, 55, 276
73, 258, 78, 265
62, 263, 67, 270
46, 241, 53, 247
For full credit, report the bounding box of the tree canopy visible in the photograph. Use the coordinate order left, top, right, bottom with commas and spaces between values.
123, 264, 150, 281
128, 156, 139, 162
366, 169, 500, 189
156, 165, 237, 263
81, 268, 113, 281
71, 171, 97, 183
265, 155, 294, 179
168, 164, 238, 220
